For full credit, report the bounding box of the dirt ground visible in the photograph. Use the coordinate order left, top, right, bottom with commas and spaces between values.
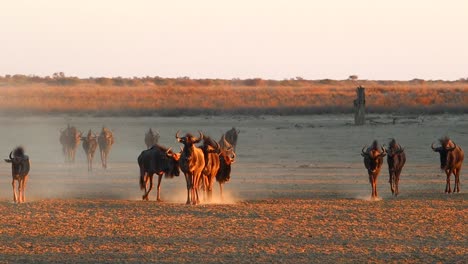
0, 114, 467, 263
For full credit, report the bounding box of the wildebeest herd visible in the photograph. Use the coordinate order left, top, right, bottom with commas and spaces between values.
2, 123, 464, 204
362, 137, 464, 200
139, 128, 237, 205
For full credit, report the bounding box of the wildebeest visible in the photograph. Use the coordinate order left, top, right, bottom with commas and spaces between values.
361, 140, 386, 199
60, 124, 82, 163
200, 134, 221, 202
4, 147, 30, 203
216, 134, 236, 201
144, 128, 160, 149
81, 130, 98, 171
385, 138, 406, 196
176, 131, 205, 205
431, 137, 464, 193
98, 127, 114, 169
138, 145, 180, 201
224, 127, 240, 151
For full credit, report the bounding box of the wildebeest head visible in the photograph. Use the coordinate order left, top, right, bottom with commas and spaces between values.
82, 129, 97, 141
164, 147, 181, 177
219, 133, 233, 150
361, 140, 386, 173
387, 138, 404, 157
176, 131, 203, 163
4, 147, 30, 177
145, 128, 160, 147
224, 127, 239, 150
175, 131, 203, 146
432, 137, 457, 170
201, 134, 221, 154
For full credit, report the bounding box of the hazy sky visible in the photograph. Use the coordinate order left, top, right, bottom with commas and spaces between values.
1, 0, 467, 80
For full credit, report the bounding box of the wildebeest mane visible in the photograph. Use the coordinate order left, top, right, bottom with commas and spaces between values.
439, 136, 452, 147
371, 140, 379, 150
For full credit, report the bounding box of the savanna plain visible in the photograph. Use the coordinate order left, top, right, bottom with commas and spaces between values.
0, 114, 466, 263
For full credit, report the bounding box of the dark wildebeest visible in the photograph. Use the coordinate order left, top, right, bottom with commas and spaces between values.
98, 127, 114, 169
431, 137, 464, 193
216, 134, 236, 201
4, 147, 30, 203
138, 145, 180, 201
224, 127, 240, 151
361, 140, 386, 199
176, 131, 205, 205
144, 128, 160, 149
81, 130, 98, 171
199, 134, 221, 202
60, 124, 81, 163
385, 138, 406, 196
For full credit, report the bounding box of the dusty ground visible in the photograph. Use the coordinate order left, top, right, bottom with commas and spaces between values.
0, 197, 466, 263
0, 114, 467, 263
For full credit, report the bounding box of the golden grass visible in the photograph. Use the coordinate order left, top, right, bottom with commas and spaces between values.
1, 80, 468, 115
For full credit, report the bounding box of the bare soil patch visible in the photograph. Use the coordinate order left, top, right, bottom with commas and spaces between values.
0, 197, 466, 263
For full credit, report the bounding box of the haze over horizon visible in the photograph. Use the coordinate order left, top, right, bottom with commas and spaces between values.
1, 0, 467, 81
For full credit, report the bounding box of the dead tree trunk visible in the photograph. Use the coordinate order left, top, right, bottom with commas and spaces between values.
354, 86, 365, 125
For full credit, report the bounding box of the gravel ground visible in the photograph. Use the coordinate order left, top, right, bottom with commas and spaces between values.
0, 196, 466, 263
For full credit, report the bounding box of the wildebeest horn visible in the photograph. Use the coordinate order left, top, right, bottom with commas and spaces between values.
9, 151, 13, 160
175, 130, 181, 141
361, 146, 368, 156
197, 131, 203, 142
431, 142, 439, 152
215, 140, 220, 150
380, 146, 387, 157
222, 134, 232, 149
166, 148, 172, 156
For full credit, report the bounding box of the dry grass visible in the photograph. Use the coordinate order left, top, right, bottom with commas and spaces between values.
1, 81, 468, 115
0, 197, 466, 263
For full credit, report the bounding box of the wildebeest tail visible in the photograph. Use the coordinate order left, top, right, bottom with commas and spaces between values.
138, 153, 146, 190
139, 171, 146, 190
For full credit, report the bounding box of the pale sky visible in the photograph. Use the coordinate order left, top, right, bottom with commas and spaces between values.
1, 0, 467, 80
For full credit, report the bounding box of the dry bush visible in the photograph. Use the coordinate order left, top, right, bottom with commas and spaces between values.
0, 80, 467, 116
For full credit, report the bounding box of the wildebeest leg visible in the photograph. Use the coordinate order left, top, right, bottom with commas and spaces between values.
195, 172, 203, 204
142, 174, 153, 201
100, 150, 106, 169
395, 172, 400, 196
156, 173, 163, 202
104, 151, 108, 169
219, 182, 224, 201
445, 169, 452, 193
192, 173, 199, 205
200, 174, 207, 202
208, 175, 215, 202
20, 175, 28, 203
185, 173, 192, 205
389, 172, 395, 195
371, 175, 378, 199
454, 169, 460, 193
12, 179, 18, 203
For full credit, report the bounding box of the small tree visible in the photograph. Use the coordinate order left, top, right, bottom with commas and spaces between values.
349, 75, 358, 81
